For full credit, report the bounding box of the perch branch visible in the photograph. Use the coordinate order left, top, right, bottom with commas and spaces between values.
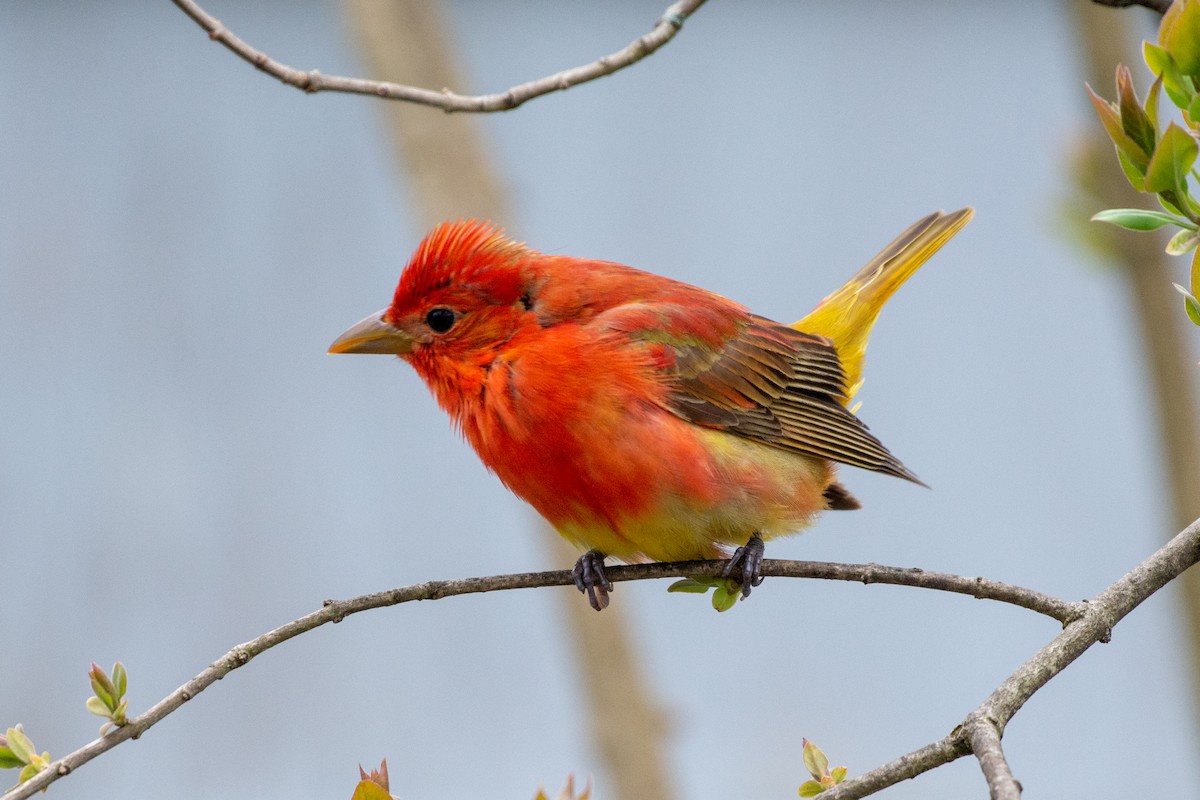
1, 553, 1080, 799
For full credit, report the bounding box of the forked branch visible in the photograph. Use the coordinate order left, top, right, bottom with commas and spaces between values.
820, 516, 1200, 799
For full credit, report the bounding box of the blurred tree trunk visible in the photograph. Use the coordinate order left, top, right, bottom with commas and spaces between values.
1071, 0, 1200, 708
338, 2, 677, 798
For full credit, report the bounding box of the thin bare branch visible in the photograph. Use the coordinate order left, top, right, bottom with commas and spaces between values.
169, 0, 706, 112
0, 553, 1078, 799
820, 515, 1200, 800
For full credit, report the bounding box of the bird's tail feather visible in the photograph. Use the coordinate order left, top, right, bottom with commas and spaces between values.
793, 208, 973, 402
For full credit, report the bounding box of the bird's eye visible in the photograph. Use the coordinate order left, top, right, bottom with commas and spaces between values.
425, 307, 457, 333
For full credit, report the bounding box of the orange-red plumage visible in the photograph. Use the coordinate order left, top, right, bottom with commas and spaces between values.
330, 211, 972, 608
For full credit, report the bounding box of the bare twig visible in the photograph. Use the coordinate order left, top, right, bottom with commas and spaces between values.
169, 0, 706, 112
1090, 0, 1171, 13
820, 515, 1200, 800
0, 554, 1078, 799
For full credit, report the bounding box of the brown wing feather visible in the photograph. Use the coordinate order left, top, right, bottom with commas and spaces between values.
665, 315, 924, 485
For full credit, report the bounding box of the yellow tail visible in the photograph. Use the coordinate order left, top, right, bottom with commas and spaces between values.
794, 208, 973, 403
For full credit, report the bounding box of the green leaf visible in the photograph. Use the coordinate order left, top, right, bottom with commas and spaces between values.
18, 764, 40, 785
86, 696, 111, 719
803, 739, 829, 780
112, 662, 127, 700
711, 585, 738, 612
1116, 149, 1146, 191
1174, 283, 1200, 325
830, 766, 848, 784
89, 663, 115, 708
667, 578, 712, 594
1161, 0, 1200, 78
1144, 122, 1198, 195
1192, 247, 1200, 297
89, 685, 112, 709
0, 746, 24, 770
798, 780, 825, 798
4, 729, 32, 765
1145, 40, 1169, 73
1167, 227, 1200, 254
1091, 208, 1190, 231
1158, 193, 1189, 216
1145, 42, 1194, 109
1118, 65, 1156, 156
1087, 83, 1150, 171
1147, 75, 1163, 131
1188, 94, 1200, 126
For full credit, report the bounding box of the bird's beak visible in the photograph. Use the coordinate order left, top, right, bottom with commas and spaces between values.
328, 310, 414, 355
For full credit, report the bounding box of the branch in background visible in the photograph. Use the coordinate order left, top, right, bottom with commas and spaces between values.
547, 531, 676, 800
0, 548, 1110, 800
169, 0, 706, 112
1090, 0, 1172, 13
820, 516, 1200, 800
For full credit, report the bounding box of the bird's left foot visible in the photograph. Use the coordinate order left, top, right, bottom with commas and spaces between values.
722, 533, 765, 598
571, 549, 612, 611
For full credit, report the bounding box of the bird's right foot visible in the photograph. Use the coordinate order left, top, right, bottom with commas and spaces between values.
571, 549, 612, 611
722, 533, 765, 598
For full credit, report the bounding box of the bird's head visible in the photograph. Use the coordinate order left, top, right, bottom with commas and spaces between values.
329, 220, 544, 389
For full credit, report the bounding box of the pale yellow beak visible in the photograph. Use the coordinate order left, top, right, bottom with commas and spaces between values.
328, 310, 414, 355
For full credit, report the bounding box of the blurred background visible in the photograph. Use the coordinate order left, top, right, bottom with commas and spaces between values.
2, 1, 1198, 798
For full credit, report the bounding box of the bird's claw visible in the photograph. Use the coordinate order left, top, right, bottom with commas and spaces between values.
722, 533, 765, 598
572, 549, 612, 611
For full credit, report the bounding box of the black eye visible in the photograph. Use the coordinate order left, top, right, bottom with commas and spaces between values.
425, 307, 457, 333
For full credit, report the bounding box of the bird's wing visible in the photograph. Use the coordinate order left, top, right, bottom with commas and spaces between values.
601, 303, 922, 484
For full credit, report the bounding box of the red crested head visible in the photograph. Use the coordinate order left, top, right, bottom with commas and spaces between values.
364, 221, 543, 421
389, 220, 531, 318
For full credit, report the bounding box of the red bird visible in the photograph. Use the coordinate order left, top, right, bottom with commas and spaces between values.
330, 210, 972, 609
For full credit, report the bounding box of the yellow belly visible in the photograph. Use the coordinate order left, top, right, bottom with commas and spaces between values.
553, 427, 834, 562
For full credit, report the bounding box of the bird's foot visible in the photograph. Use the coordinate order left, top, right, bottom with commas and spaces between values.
722, 533, 765, 599
571, 549, 612, 611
